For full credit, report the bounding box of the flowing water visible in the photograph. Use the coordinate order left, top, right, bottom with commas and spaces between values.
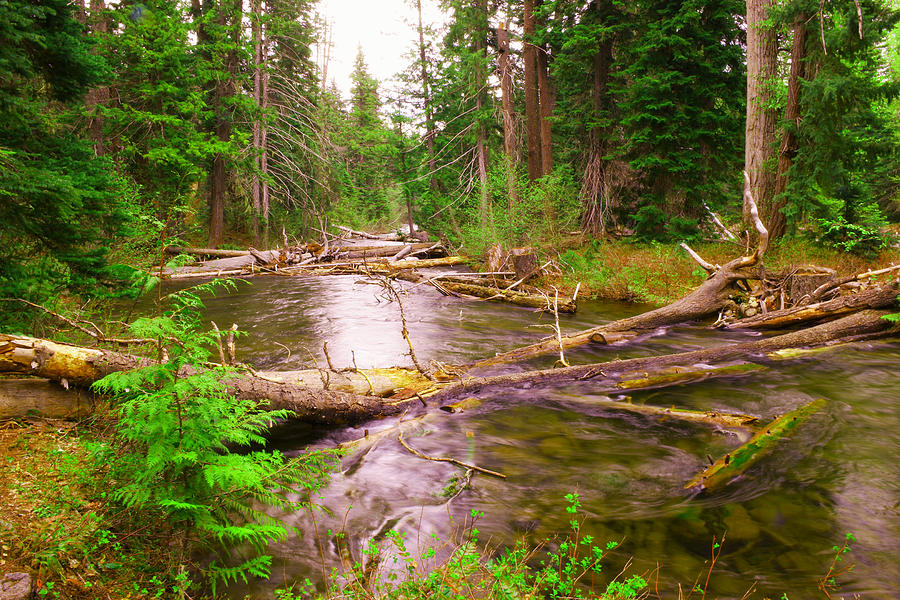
171, 274, 898, 599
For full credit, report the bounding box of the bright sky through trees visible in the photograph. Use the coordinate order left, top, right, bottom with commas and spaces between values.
315, 0, 446, 98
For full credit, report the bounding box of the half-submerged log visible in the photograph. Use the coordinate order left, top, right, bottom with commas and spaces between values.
429, 310, 895, 402
684, 398, 826, 494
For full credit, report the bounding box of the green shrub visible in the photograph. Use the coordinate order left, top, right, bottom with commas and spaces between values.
817, 217, 890, 257
91, 280, 340, 593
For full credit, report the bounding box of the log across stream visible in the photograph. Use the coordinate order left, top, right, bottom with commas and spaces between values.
5, 274, 896, 598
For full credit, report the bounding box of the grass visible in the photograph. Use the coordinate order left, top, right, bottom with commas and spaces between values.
546, 237, 900, 305
0, 416, 193, 600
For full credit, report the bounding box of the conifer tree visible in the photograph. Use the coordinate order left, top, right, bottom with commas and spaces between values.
0, 0, 133, 319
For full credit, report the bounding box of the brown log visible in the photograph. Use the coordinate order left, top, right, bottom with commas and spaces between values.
0, 333, 411, 425
165, 246, 252, 258
3, 311, 893, 426
432, 310, 895, 403
468, 253, 761, 368
727, 282, 899, 330
432, 281, 576, 313
468, 182, 773, 368
0, 377, 97, 418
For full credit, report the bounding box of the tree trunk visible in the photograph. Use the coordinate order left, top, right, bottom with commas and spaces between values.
207, 0, 242, 248
434, 310, 895, 401
725, 282, 899, 330
4, 311, 892, 425
416, 0, 438, 191
468, 246, 765, 369
523, 0, 542, 181
769, 12, 807, 239
0, 334, 413, 425
744, 0, 778, 225
535, 7, 554, 178
251, 0, 263, 246
474, 0, 491, 229
581, 0, 614, 235
497, 22, 518, 212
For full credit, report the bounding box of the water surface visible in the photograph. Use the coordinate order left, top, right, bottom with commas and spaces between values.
171, 274, 898, 599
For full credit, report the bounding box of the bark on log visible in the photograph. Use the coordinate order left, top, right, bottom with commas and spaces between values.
3, 310, 893, 425
0, 377, 97, 418
165, 246, 251, 258
468, 254, 762, 368
432, 310, 895, 402
0, 333, 412, 425
726, 282, 899, 330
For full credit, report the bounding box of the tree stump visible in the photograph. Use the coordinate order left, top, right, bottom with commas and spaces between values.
510, 247, 538, 280
485, 243, 508, 272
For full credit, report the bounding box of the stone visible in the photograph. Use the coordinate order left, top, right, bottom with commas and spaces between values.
0, 572, 32, 600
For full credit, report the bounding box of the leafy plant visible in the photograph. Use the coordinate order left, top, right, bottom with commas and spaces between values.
91, 280, 340, 592
817, 217, 890, 257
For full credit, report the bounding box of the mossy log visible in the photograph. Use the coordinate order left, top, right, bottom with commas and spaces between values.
684, 398, 827, 494
430, 310, 894, 402
0, 333, 414, 425
431, 280, 576, 313
725, 282, 899, 330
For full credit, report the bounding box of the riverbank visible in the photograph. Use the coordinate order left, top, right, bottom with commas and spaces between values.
536, 237, 900, 305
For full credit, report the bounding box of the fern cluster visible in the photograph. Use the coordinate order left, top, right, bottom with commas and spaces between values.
91, 281, 340, 592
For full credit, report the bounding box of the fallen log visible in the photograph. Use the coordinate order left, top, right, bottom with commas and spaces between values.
0, 377, 96, 418
165, 246, 251, 258
806, 263, 900, 303
428, 310, 895, 403
467, 177, 770, 369
2, 311, 895, 426
684, 398, 826, 494
336, 226, 402, 241
428, 280, 576, 313
725, 282, 899, 330
0, 333, 414, 425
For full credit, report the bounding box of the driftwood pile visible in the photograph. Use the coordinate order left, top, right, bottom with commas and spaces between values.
161, 227, 577, 314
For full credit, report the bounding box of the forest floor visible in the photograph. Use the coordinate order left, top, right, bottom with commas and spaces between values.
539, 237, 900, 305
0, 417, 188, 600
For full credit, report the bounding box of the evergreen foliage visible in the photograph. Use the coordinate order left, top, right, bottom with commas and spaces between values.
779, 0, 900, 234
91, 281, 340, 592
0, 0, 136, 325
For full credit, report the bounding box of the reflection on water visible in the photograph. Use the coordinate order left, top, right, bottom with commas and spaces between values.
161, 275, 900, 599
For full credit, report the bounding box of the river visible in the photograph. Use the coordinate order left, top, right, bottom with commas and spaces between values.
180, 274, 899, 599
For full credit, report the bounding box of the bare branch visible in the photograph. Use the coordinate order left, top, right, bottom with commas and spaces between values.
679, 243, 718, 274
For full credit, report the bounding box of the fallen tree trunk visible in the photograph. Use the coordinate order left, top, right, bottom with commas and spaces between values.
684, 398, 826, 494
165, 246, 251, 258
428, 310, 895, 403
467, 258, 758, 368
725, 282, 899, 330
0, 334, 415, 425
466, 173, 771, 369
3, 311, 894, 425
430, 280, 576, 313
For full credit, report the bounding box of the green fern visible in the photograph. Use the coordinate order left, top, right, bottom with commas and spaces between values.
91, 281, 341, 591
